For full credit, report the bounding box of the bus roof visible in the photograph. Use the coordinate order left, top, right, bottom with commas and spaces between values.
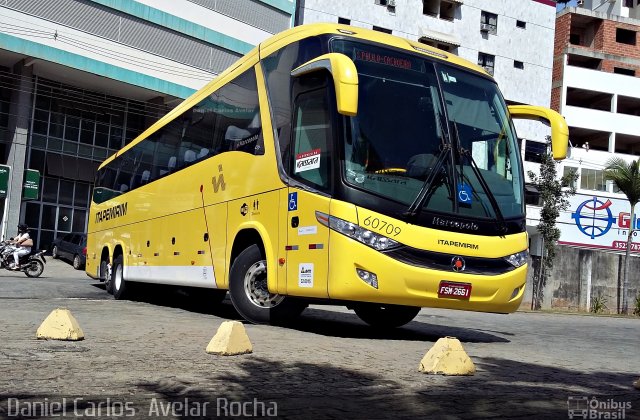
99, 23, 491, 169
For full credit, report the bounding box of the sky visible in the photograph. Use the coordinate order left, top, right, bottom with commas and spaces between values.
557, 0, 580, 11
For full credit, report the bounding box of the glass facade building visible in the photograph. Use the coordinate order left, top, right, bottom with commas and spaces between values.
0, 0, 295, 251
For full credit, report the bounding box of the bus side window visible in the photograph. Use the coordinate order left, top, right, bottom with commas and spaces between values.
216, 69, 264, 156
291, 87, 332, 191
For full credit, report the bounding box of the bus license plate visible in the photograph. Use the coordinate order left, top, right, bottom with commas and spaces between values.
438, 281, 471, 300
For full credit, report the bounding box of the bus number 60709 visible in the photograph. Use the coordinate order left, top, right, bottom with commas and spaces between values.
362, 216, 401, 236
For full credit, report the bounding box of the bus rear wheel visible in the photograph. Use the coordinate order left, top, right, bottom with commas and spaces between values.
102, 260, 113, 294
229, 244, 305, 324
353, 303, 420, 328
112, 255, 131, 300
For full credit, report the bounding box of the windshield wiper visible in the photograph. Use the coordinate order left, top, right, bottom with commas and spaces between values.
402, 144, 451, 219
452, 122, 508, 235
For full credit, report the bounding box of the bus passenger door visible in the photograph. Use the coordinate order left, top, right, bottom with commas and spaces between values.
285, 83, 333, 299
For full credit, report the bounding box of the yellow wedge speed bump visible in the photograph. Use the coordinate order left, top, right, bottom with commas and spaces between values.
206, 321, 252, 356
418, 336, 475, 376
36, 308, 85, 341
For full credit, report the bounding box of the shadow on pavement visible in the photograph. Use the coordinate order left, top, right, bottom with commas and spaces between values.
114, 285, 510, 344
133, 356, 640, 419
120, 284, 244, 321
286, 307, 511, 343
107, 285, 510, 344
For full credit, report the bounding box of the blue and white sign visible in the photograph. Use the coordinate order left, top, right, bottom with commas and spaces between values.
457, 183, 472, 204
288, 192, 298, 211
557, 193, 640, 253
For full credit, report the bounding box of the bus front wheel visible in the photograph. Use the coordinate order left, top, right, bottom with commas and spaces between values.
353, 303, 420, 328
229, 244, 305, 324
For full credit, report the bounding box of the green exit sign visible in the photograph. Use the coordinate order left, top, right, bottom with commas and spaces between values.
23, 169, 40, 201
0, 165, 10, 198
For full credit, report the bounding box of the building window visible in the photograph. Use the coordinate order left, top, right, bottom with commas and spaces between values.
480, 11, 498, 35
569, 33, 581, 45
372, 26, 392, 34
580, 168, 607, 191
524, 140, 547, 163
516, 20, 526, 29
422, 0, 460, 21
514, 60, 524, 69
524, 184, 541, 206
418, 38, 457, 53
439, 0, 456, 21
338, 17, 350, 25
477, 52, 495, 75
616, 28, 637, 45
624, 0, 633, 7
563, 166, 578, 189
423, 0, 438, 17
614, 67, 636, 76
375, 0, 388, 4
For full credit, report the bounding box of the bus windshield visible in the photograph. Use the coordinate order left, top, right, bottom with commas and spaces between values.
332, 40, 524, 220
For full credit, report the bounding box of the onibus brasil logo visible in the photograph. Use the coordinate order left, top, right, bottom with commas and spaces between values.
571, 197, 616, 239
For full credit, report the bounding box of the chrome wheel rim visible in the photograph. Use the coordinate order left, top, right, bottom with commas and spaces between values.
115, 264, 123, 291
243, 260, 284, 308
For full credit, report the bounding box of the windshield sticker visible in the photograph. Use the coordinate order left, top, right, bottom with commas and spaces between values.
365, 174, 408, 185
457, 183, 472, 204
299, 263, 314, 288
441, 72, 457, 83
295, 149, 321, 173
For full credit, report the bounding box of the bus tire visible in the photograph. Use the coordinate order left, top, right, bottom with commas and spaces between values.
102, 260, 113, 294
112, 255, 131, 300
353, 303, 420, 328
229, 244, 305, 324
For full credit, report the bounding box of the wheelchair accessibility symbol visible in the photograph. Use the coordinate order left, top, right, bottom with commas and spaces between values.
288, 192, 298, 211
457, 183, 472, 204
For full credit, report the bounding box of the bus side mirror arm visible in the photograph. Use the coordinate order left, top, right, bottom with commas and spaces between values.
508, 105, 569, 161
291, 53, 359, 116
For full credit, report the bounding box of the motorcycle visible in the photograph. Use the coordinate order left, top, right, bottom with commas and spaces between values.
0, 240, 46, 277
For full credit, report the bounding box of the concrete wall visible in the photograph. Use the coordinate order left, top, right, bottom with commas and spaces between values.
521, 245, 640, 314
561, 66, 640, 137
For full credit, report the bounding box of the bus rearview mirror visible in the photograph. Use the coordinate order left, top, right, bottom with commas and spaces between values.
508, 105, 569, 160
291, 53, 359, 116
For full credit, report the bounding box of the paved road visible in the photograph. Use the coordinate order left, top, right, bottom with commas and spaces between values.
0, 259, 638, 419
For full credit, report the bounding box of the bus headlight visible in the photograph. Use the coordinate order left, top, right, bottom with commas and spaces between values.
504, 250, 529, 268
316, 212, 402, 251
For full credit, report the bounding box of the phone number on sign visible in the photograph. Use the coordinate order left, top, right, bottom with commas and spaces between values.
612, 241, 640, 251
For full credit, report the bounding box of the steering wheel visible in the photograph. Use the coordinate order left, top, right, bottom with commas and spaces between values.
374, 168, 407, 175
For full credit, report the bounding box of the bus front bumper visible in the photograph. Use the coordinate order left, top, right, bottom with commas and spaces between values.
327, 234, 527, 314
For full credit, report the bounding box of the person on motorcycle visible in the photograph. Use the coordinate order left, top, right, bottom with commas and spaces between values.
9, 224, 32, 270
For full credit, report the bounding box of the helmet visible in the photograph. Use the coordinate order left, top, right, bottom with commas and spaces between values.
17, 224, 29, 233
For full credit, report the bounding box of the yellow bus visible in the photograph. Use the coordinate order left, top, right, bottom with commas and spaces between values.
86, 23, 568, 327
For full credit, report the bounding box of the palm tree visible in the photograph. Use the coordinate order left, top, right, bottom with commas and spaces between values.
604, 157, 640, 314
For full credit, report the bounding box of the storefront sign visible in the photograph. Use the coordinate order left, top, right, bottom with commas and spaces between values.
0, 165, 10, 198
558, 193, 640, 253
22, 169, 40, 200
